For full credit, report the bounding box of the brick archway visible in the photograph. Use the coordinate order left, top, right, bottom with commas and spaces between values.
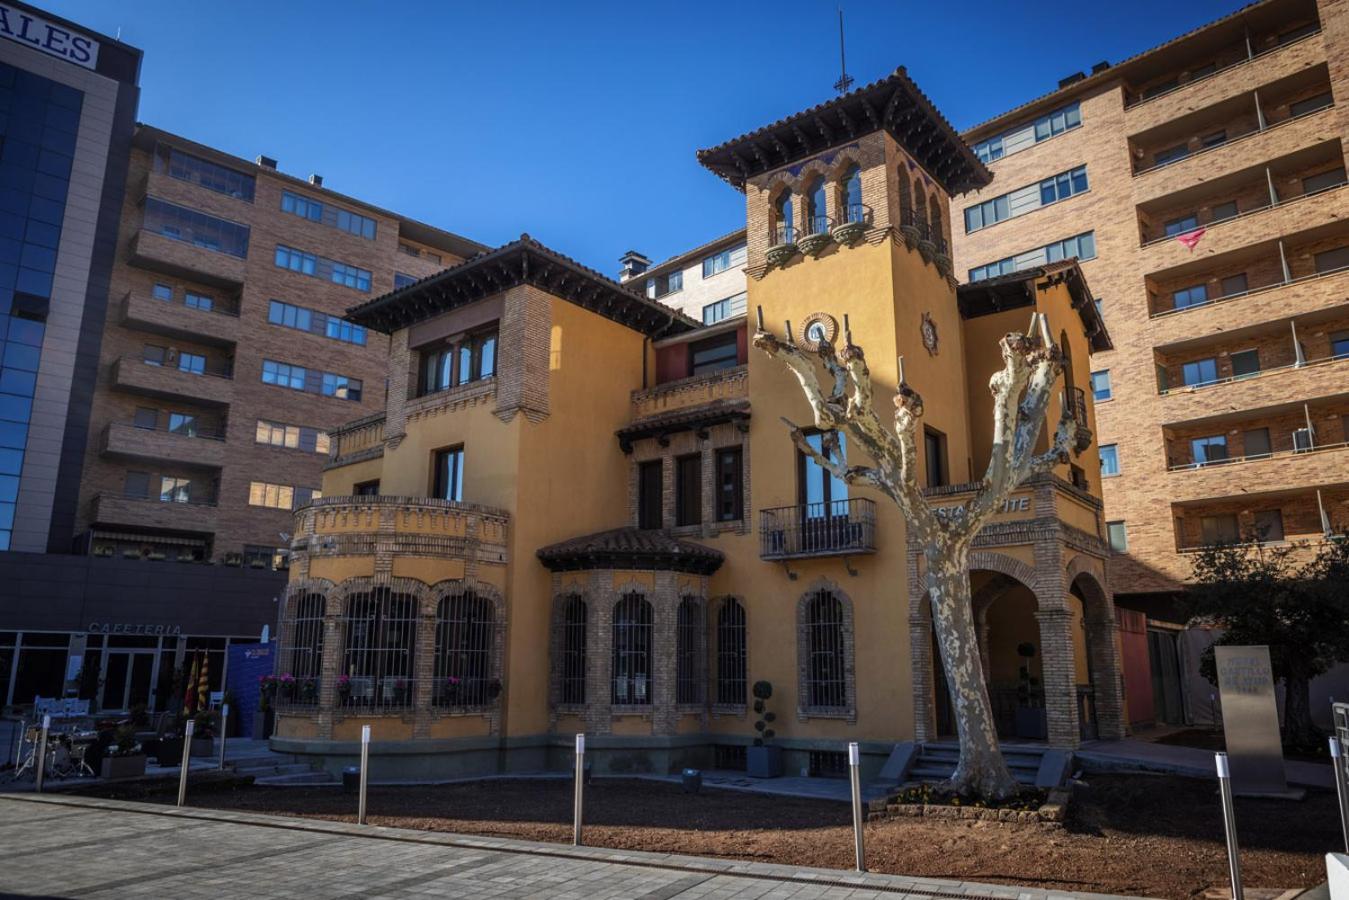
1065, 556, 1126, 741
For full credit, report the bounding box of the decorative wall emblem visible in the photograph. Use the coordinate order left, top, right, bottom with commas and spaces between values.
799, 312, 838, 350
920, 312, 939, 356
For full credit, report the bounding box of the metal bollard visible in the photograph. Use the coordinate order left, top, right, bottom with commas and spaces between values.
573, 733, 585, 846
358, 724, 370, 825
849, 742, 866, 872
177, 719, 195, 807
1331, 737, 1349, 854
1215, 753, 1244, 900
217, 703, 230, 771
34, 714, 50, 793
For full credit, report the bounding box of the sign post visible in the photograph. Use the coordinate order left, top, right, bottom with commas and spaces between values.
1214, 646, 1295, 797
217, 703, 230, 771
1331, 737, 1349, 854
1215, 753, 1244, 900
177, 719, 194, 807
848, 742, 866, 872
358, 724, 370, 825
34, 714, 50, 793
573, 734, 585, 846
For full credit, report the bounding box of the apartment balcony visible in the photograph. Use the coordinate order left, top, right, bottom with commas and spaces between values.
128, 227, 246, 289
619, 365, 750, 453
759, 498, 876, 561
110, 355, 234, 407
1124, 28, 1325, 134
291, 496, 509, 567
1160, 354, 1349, 424
1166, 442, 1349, 503
1131, 100, 1336, 205
89, 492, 218, 534
100, 421, 226, 468
1172, 485, 1348, 555
120, 291, 240, 347
326, 412, 385, 469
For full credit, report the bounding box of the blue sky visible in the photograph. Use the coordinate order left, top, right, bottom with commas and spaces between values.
45, 0, 1248, 275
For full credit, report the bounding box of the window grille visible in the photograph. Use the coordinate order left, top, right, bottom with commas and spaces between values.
714, 745, 747, 770
676, 598, 702, 704
809, 750, 849, 778
715, 598, 747, 705
341, 588, 417, 710
805, 589, 847, 709
612, 592, 653, 705
434, 589, 495, 707
559, 595, 587, 705
282, 592, 325, 682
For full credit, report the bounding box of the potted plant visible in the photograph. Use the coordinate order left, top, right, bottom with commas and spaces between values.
1013, 642, 1048, 740
440, 675, 461, 708
336, 674, 352, 707
100, 725, 147, 779
254, 675, 277, 738
745, 681, 782, 778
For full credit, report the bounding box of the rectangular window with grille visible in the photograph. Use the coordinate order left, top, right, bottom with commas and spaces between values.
715, 446, 743, 522
638, 460, 662, 529
280, 591, 325, 699
559, 596, 586, 705
434, 589, 496, 707
432, 446, 464, 502
675, 453, 702, 526
676, 598, 701, 704
716, 598, 746, 706
342, 588, 417, 710
612, 593, 652, 705
805, 589, 847, 709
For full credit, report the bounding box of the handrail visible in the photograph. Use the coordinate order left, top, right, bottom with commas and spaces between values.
759, 498, 877, 559
111, 420, 226, 441
1139, 180, 1348, 249
1159, 351, 1349, 396
770, 223, 797, 246
1150, 263, 1349, 320
119, 354, 234, 380
1123, 29, 1321, 110
108, 491, 219, 508
1168, 439, 1349, 472
1132, 102, 1334, 177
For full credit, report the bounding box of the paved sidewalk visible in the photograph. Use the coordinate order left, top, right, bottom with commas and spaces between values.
0, 793, 1148, 899
1077, 737, 1334, 790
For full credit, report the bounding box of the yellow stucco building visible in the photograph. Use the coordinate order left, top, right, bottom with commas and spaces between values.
272, 69, 1125, 780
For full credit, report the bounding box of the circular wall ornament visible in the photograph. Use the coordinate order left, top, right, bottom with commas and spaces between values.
800, 312, 838, 350
921, 312, 939, 356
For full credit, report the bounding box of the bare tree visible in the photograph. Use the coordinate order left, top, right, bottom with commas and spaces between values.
753, 307, 1088, 799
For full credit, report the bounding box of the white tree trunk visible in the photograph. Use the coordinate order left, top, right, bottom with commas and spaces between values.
926, 544, 1019, 799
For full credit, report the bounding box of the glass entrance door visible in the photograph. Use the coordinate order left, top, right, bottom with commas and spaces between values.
101, 650, 156, 712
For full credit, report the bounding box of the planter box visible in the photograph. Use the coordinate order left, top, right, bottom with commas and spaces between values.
1014, 706, 1048, 741
158, 736, 213, 762
251, 709, 275, 739
746, 745, 783, 778
101, 754, 147, 780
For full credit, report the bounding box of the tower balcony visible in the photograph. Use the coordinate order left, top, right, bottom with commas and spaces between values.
630, 365, 747, 420
759, 498, 877, 560
291, 496, 510, 570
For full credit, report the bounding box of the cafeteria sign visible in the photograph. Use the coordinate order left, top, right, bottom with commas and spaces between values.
88, 622, 182, 636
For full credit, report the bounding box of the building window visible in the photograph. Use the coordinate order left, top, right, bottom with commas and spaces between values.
155, 144, 255, 201
256, 419, 330, 454
1219, 273, 1249, 299
1200, 514, 1240, 545
183, 291, 213, 312
715, 446, 743, 522
799, 432, 847, 512
280, 591, 325, 685
1099, 444, 1120, 476
248, 481, 299, 510
1244, 427, 1272, 459
1191, 435, 1228, 466
1254, 509, 1285, 542
1090, 369, 1112, 401
716, 597, 746, 706
432, 446, 465, 502
354, 480, 379, 495
274, 244, 372, 292
144, 197, 250, 258
558, 595, 587, 705
244, 545, 289, 570
1230, 348, 1260, 379
689, 331, 739, 376
1154, 143, 1190, 166
923, 427, 948, 488
805, 177, 827, 233
1181, 358, 1218, 387
774, 190, 794, 243
434, 588, 496, 707
274, 244, 317, 275
417, 328, 497, 396
702, 244, 747, 278
178, 352, 206, 375
152, 283, 172, 300
1330, 330, 1349, 358
637, 460, 662, 530
645, 269, 682, 298
676, 597, 702, 705
262, 359, 362, 401
160, 476, 191, 503
133, 407, 158, 430
1211, 200, 1238, 222
167, 413, 197, 436
803, 589, 847, 710
612, 592, 653, 705
1107, 521, 1127, 551
1199, 130, 1227, 149
972, 102, 1080, 164
123, 471, 150, 499
1040, 165, 1089, 205
675, 453, 702, 527
1164, 214, 1199, 237
702, 292, 747, 325
280, 191, 377, 240
1289, 91, 1333, 118
968, 231, 1095, 282
1314, 246, 1349, 275
1303, 167, 1346, 194
1172, 283, 1208, 310
342, 587, 417, 708
281, 190, 322, 222
395, 272, 417, 289
840, 165, 864, 222
268, 299, 367, 345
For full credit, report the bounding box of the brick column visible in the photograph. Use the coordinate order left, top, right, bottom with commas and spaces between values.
1035, 608, 1081, 748
585, 571, 614, 735
651, 571, 679, 735
316, 593, 343, 741
384, 329, 413, 446
411, 600, 436, 739
907, 543, 936, 741
494, 285, 551, 423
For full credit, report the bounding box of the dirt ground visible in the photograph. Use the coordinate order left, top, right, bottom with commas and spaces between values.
158, 774, 1337, 898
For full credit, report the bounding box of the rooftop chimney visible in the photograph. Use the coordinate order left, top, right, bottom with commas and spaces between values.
1058, 71, 1086, 89
618, 250, 651, 281
256, 155, 277, 170
309, 174, 323, 187
1091, 60, 1111, 74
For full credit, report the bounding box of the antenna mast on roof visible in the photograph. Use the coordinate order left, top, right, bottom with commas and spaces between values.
833, 8, 854, 95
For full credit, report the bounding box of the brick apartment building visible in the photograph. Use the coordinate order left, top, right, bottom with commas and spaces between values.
617, 231, 747, 326
952, 0, 1349, 727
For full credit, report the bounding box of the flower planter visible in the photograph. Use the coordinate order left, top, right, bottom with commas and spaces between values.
252, 709, 275, 739
158, 737, 214, 762
100, 754, 147, 780
746, 745, 783, 778
765, 243, 797, 268
797, 231, 832, 257
1014, 706, 1048, 741
830, 220, 867, 247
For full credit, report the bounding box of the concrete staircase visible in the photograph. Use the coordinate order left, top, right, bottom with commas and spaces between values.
227, 751, 335, 786
905, 742, 1072, 789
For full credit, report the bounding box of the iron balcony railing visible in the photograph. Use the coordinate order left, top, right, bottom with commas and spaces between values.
1065, 386, 1089, 431
759, 498, 876, 560
771, 223, 797, 246
900, 205, 931, 242
803, 214, 833, 236
840, 202, 872, 226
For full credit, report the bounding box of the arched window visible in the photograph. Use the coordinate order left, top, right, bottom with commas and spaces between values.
559, 595, 587, 705
911, 180, 928, 232
280, 591, 325, 704
774, 190, 794, 243
928, 195, 943, 244
676, 597, 702, 704
898, 169, 912, 218
715, 598, 747, 705
804, 589, 847, 709
805, 178, 827, 234
342, 587, 417, 709
841, 165, 863, 223
612, 592, 653, 705
434, 588, 496, 707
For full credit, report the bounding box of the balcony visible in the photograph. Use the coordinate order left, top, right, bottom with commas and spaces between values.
327, 412, 385, 469
759, 498, 876, 560
291, 496, 510, 568
128, 228, 246, 289
110, 355, 234, 407
121, 291, 239, 347
89, 492, 218, 534
631, 365, 748, 420
100, 421, 226, 468
1160, 354, 1349, 424
1173, 485, 1348, 554
1166, 442, 1349, 503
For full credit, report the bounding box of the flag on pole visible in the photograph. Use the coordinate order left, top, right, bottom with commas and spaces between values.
183, 652, 200, 716
1176, 227, 1206, 250
197, 651, 210, 712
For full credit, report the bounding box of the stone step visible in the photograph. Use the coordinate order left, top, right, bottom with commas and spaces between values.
907, 764, 1040, 786
227, 754, 302, 768
252, 771, 337, 786
234, 763, 314, 777
916, 753, 1040, 772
